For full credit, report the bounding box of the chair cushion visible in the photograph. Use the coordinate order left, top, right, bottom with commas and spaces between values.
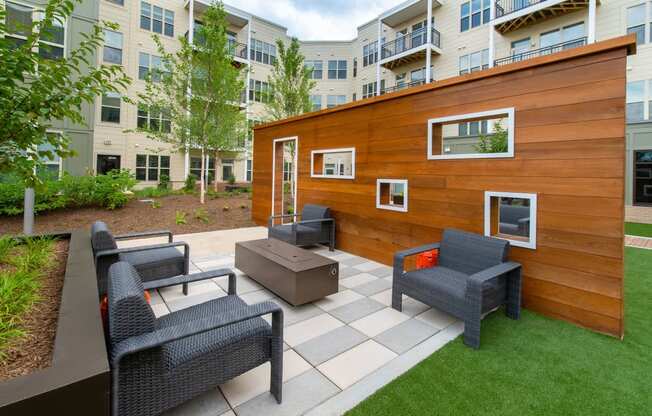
402, 266, 505, 304
269, 224, 320, 241
120, 247, 185, 282
158, 295, 271, 369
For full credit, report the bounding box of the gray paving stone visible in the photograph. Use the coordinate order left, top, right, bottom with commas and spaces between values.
368, 266, 393, 278
374, 318, 439, 354
235, 369, 340, 416
352, 278, 392, 296
340, 256, 368, 267
162, 388, 229, 416
166, 290, 226, 312
339, 267, 362, 279
329, 297, 386, 324
240, 289, 275, 305
294, 326, 368, 366
401, 297, 431, 317
274, 298, 324, 326
214, 274, 262, 295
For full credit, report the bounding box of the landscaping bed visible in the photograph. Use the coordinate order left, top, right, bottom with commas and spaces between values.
0, 193, 254, 236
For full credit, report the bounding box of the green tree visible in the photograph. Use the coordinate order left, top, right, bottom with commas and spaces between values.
136, 2, 246, 204
474, 121, 508, 154
0, 0, 130, 186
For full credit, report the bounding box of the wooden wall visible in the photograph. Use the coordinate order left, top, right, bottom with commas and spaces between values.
252, 36, 636, 338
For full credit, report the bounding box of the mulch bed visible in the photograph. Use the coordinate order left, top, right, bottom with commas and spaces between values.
0, 240, 68, 382
0, 193, 256, 236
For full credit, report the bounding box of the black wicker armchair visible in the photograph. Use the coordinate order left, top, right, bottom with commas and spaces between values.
91, 221, 190, 297
107, 261, 284, 416
268, 204, 335, 251
392, 229, 522, 349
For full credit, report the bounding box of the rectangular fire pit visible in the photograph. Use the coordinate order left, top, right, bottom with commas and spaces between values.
235, 239, 339, 306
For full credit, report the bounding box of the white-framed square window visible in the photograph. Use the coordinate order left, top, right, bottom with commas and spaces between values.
377, 179, 408, 212
484, 191, 537, 249
428, 107, 515, 160
311, 148, 355, 179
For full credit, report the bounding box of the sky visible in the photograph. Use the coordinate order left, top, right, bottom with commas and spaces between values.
223, 0, 400, 41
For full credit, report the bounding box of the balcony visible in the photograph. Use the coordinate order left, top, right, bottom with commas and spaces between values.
380, 27, 441, 70
494, 37, 586, 66
381, 79, 427, 95
494, 0, 592, 34
184, 29, 249, 66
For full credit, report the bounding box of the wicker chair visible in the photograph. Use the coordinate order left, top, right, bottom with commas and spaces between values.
107, 261, 283, 416
268, 204, 335, 251
392, 229, 522, 349
91, 221, 189, 297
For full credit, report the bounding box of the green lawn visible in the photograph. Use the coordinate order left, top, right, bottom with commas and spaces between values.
625, 222, 652, 238
347, 247, 652, 416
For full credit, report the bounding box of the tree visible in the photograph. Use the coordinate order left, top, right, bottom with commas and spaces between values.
474, 121, 508, 154
135, 2, 246, 204
0, 0, 130, 185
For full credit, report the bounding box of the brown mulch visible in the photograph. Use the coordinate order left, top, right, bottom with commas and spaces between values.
0, 240, 68, 382
0, 193, 255, 236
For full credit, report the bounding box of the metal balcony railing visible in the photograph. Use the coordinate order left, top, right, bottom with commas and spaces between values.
183, 31, 248, 60
381, 27, 441, 60
495, 0, 547, 18
494, 37, 587, 66
381, 79, 427, 94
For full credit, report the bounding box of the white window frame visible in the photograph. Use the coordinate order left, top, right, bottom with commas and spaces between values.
376, 179, 408, 212
246, 159, 252, 182
427, 107, 515, 160
484, 191, 537, 250
38, 130, 64, 179
4, 1, 67, 58
310, 147, 355, 180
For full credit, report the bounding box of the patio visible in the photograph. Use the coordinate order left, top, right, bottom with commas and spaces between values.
120, 227, 463, 416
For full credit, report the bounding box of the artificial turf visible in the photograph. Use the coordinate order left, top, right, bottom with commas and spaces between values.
347, 247, 651, 416
625, 222, 652, 238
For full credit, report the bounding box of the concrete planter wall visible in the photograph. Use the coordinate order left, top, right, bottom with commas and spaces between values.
0, 230, 110, 415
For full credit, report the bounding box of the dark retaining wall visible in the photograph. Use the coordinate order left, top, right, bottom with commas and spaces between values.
0, 230, 110, 415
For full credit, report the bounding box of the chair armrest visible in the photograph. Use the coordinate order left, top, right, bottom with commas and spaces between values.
143, 268, 237, 295
268, 214, 300, 227
115, 230, 173, 243
393, 242, 441, 279
298, 218, 334, 225
466, 261, 521, 291
95, 241, 189, 262
110, 300, 283, 366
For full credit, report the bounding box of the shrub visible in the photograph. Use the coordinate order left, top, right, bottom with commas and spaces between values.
135, 186, 172, 199
93, 170, 136, 210
175, 211, 187, 225
227, 175, 236, 185
151, 200, 162, 209
184, 174, 197, 193
158, 174, 170, 190
194, 207, 209, 223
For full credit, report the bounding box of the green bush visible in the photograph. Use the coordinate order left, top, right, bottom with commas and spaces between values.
184, 174, 197, 193
175, 210, 187, 225
158, 174, 170, 190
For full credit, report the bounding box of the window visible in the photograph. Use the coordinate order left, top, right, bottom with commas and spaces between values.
311, 148, 355, 179
428, 108, 515, 159
353, 57, 357, 77
510, 38, 530, 60
190, 157, 215, 182
310, 95, 322, 112
5, 2, 65, 59
37, 133, 63, 179
540, 22, 585, 51
283, 161, 293, 181
136, 154, 170, 181
138, 52, 166, 81
105, 0, 124, 5
627, 4, 646, 45
246, 159, 252, 182
627, 81, 646, 123
249, 79, 270, 103
137, 105, 171, 132
459, 49, 489, 75
250, 38, 276, 64
461, 0, 489, 32
140, 2, 173, 37
377, 179, 408, 212
164, 10, 174, 37
328, 60, 347, 80
363, 41, 379, 67
327, 95, 346, 109
485, 192, 537, 249
101, 92, 121, 123
222, 159, 235, 181
305, 60, 323, 79
103, 30, 123, 64
362, 82, 377, 99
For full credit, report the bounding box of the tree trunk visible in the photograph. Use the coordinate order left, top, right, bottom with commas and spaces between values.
213, 151, 219, 192
200, 147, 206, 204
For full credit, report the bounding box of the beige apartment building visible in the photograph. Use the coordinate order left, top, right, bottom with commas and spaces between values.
90, 0, 652, 205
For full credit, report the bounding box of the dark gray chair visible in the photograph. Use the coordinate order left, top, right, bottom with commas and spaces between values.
498, 204, 530, 237
91, 221, 189, 297
268, 204, 335, 251
107, 261, 283, 416
392, 229, 522, 349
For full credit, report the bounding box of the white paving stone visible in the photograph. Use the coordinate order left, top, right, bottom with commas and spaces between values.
158, 281, 221, 303
313, 290, 364, 312
151, 303, 169, 318
353, 261, 384, 272
349, 307, 410, 338
415, 308, 459, 330
284, 314, 344, 347
339, 273, 378, 289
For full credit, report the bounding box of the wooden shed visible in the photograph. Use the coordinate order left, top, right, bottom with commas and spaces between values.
251, 35, 636, 338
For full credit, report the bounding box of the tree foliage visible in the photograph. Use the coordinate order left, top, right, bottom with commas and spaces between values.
0, 0, 131, 186
474, 121, 509, 153
135, 2, 246, 203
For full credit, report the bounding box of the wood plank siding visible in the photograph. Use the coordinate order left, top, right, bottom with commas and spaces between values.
252, 36, 637, 338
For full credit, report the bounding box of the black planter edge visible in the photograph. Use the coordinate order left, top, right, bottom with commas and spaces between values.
0, 229, 110, 415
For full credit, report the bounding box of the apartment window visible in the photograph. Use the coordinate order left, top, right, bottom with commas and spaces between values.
305, 60, 323, 79
484, 192, 537, 249
164, 10, 174, 37
363, 41, 379, 67
461, 0, 489, 32
459, 49, 489, 75
105, 0, 124, 5
141, 2, 173, 37
250, 38, 276, 64
249, 79, 270, 103
428, 108, 515, 159
328, 60, 347, 80
103, 30, 123, 64
627, 4, 647, 45
136, 154, 170, 181
326, 95, 346, 109
246, 159, 252, 182
5, 2, 65, 59
353, 57, 358, 77
396, 73, 406, 89
190, 157, 215, 181
310, 95, 322, 112
377, 179, 408, 212
37, 133, 63, 179
627, 81, 646, 123
137, 105, 171, 132
101, 92, 121, 123
362, 82, 377, 99
311, 148, 355, 179
540, 22, 585, 51
138, 52, 166, 81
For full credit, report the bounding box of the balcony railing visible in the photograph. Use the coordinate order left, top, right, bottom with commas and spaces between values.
381, 27, 441, 61
183, 31, 248, 60
381, 79, 427, 95
494, 37, 587, 66
495, 0, 547, 18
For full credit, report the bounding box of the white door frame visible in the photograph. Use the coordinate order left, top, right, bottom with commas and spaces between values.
271, 136, 298, 218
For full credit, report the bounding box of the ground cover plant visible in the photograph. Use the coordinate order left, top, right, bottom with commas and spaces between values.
625, 222, 652, 238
